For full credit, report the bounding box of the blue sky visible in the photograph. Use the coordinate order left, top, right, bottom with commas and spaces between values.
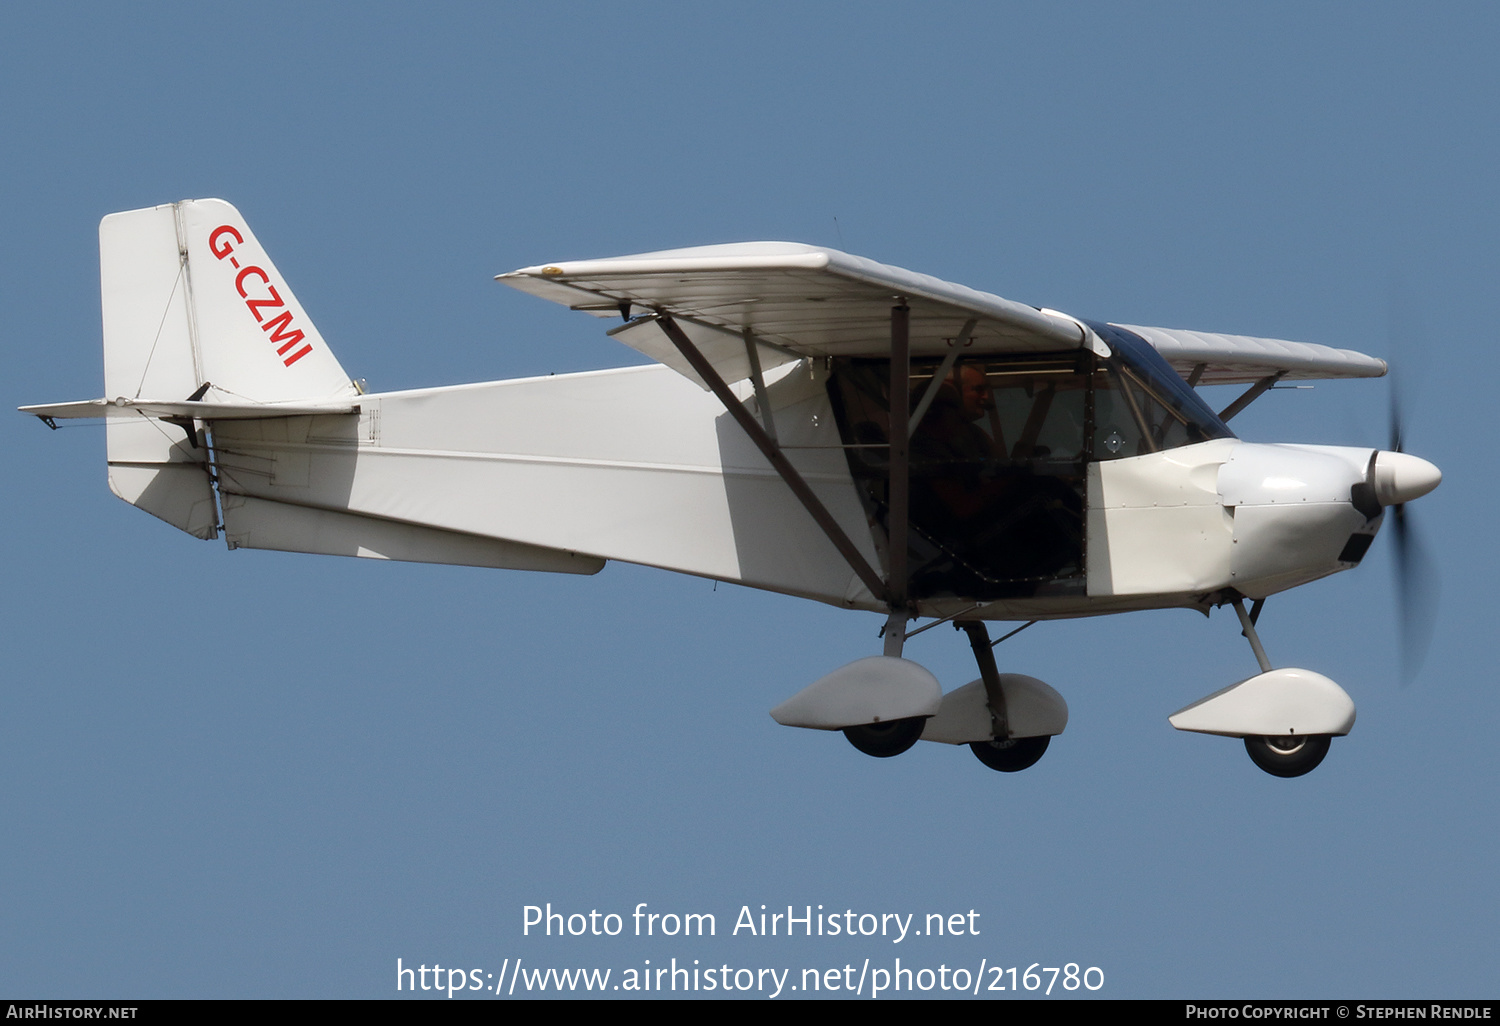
2, 2, 1495, 999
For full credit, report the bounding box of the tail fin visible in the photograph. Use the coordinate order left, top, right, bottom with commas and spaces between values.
101, 199, 359, 538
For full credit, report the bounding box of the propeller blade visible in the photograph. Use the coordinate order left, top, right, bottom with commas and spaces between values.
1390, 497, 1439, 684
1384, 296, 1438, 683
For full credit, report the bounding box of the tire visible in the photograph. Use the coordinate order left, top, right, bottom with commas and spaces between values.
1244, 734, 1331, 778
969, 734, 1050, 772
843, 717, 926, 758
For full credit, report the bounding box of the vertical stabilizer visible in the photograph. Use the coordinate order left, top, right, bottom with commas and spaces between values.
100, 199, 358, 539
174, 199, 356, 402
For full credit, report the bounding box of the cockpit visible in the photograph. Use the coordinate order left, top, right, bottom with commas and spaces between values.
828, 323, 1234, 601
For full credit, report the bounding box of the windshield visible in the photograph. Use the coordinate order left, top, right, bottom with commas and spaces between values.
1085, 321, 1234, 455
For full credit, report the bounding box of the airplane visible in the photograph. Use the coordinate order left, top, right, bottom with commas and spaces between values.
22, 199, 1442, 779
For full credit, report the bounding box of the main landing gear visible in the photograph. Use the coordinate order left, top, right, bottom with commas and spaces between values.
768, 615, 1068, 772
826, 617, 1069, 773
831, 617, 1066, 772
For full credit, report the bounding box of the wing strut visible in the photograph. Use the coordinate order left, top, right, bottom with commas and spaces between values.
654, 313, 892, 607
1217, 372, 1286, 423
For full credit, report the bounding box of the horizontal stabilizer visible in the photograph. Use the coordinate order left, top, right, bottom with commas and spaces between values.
21, 397, 360, 422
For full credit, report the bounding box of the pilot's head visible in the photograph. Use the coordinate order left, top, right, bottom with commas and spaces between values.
955, 364, 992, 420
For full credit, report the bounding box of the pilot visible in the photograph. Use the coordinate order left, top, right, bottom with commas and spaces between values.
910, 363, 1005, 520
955, 362, 997, 427
909, 363, 1081, 586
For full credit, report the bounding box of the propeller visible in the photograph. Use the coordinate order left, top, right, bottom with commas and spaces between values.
1384, 378, 1441, 683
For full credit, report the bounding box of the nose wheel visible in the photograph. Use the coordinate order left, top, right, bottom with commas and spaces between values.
1231, 599, 1339, 778
1243, 734, 1331, 778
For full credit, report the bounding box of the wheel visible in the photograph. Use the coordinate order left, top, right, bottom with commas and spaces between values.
969, 734, 1050, 772
843, 717, 926, 758
1243, 734, 1331, 778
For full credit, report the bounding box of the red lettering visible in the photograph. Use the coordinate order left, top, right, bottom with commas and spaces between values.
235, 265, 270, 297
209, 225, 244, 259
245, 285, 284, 322
261, 310, 307, 355
218, 234, 313, 371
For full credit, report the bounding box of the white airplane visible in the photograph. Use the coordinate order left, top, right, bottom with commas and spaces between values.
23, 199, 1442, 778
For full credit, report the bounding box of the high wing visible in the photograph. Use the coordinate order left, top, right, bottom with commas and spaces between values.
498, 242, 1092, 388
498, 241, 1386, 388
1115, 324, 1386, 386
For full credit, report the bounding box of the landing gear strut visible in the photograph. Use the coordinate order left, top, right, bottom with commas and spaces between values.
957, 620, 1052, 773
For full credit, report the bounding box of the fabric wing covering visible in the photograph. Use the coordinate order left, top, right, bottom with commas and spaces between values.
498, 242, 1385, 388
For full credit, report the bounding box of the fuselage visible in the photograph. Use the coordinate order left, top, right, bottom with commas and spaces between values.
206, 344, 1436, 622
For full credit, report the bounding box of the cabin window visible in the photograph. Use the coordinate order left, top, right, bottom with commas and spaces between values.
827, 335, 1231, 601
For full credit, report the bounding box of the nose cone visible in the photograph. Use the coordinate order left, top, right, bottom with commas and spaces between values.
1373, 451, 1442, 506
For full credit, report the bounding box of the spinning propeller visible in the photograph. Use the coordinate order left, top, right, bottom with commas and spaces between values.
1384, 386, 1441, 683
